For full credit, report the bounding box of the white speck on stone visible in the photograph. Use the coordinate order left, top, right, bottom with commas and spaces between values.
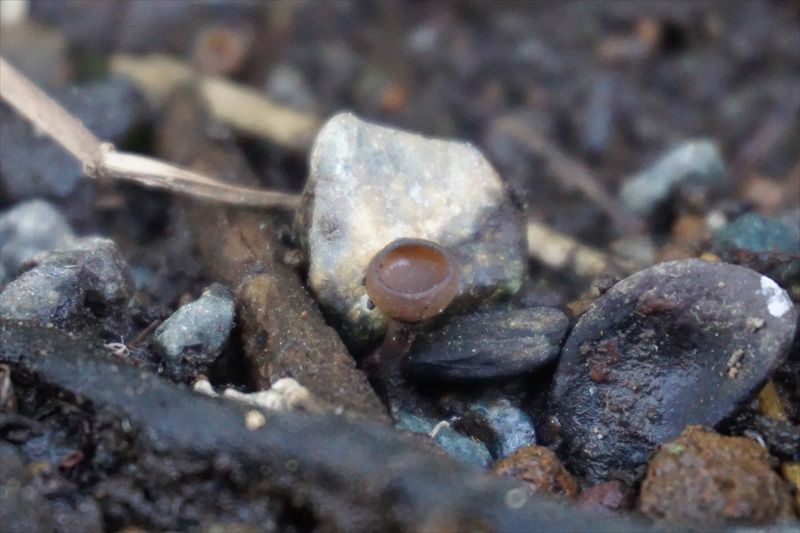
504, 488, 528, 509
428, 420, 450, 438
760, 276, 792, 318
409, 183, 424, 205
244, 410, 266, 430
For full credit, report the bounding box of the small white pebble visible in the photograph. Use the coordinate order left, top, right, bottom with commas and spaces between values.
192, 379, 217, 397
244, 409, 266, 430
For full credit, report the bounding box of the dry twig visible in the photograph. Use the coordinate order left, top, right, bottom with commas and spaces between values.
496, 115, 642, 234
527, 219, 637, 278
0, 56, 301, 209
110, 53, 321, 152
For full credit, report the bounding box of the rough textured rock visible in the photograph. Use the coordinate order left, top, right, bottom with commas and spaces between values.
0, 262, 92, 324
395, 411, 492, 468
455, 398, 537, 459
0, 200, 75, 284
577, 481, 635, 516
493, 446, 578, 499
26, 237, 134, 307
619, 140, 726, 216
298, 113, 527, 347
549, 259, 797, 482
405, 307, 568, 381
153, 283, 235, 364
0, 235, 133, 326
639, 426, 795, 527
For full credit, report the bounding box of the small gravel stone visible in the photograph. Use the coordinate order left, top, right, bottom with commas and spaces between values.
639, 425, 794, 527
713, 212, 800, 283
298, 113, 526, 347
153, 283, 235, 363
395, 412, 492, 468
0, 200, 75, 284
405, 307, 568, 381
455, 398, 537, 459
492, 446, 578, 499
26, 237, 134, 307
0, 236, 133, 325
549, 259, 797, 482
0, 262, 91, 324
620, 140, 726, 216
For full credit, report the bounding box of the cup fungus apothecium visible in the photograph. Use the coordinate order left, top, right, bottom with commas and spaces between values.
365, 238, 459, 324
362, 238, 460, 409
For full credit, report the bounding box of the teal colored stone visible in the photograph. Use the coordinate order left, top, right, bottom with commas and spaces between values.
395, 412, 492, 468
713, 213, 800, 282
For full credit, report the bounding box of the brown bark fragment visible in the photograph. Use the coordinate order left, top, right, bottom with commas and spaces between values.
156, 87, 387, 421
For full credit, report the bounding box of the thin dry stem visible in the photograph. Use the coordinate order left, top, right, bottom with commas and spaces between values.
0, 56, 102, 167
496, 115, 641, 234
527, 219, 636, 277
110, 54, 321, 152
0, 55, 301, 209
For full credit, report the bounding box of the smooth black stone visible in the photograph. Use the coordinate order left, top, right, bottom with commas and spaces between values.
405, 307, 568, 382
549, 259, 797, 482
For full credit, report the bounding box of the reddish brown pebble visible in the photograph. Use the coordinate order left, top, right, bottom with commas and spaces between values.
639, 425, 794, 527
577, 480, 634, 515
492, 446, 578, 499
365, 238, 459, 323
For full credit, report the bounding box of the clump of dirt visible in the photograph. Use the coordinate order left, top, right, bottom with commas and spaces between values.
493, 445, 579, 499
639, 425, 795, 527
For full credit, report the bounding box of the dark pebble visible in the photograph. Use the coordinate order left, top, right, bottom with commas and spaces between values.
25, 237, 134, 308
395, 411, 492, 468
455, 398, 536, 459
0, 237, 133, 326
712, 212, 800, 284
405, 307, 569, 382
0, 262, 93, 325
549, 259, 797, 482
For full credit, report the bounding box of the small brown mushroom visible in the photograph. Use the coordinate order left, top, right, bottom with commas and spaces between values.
362, 238, 459, 413
365, 238, 459, 323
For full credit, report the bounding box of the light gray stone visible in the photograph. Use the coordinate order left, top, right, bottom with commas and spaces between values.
0, 200, 75, 284
619, 139, 726, 216
27, 237, 134, 306
0, 236, 134, 325
153, 283, 235, 362
0, 262, 90, 324
298, 113, 526, 346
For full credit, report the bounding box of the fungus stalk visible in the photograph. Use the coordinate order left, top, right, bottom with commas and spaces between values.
361, 238, 459, 412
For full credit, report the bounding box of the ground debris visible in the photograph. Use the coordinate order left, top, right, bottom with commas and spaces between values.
0, 320, 643, 532
156, 89, 387, 422
639, 425, 795, 527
